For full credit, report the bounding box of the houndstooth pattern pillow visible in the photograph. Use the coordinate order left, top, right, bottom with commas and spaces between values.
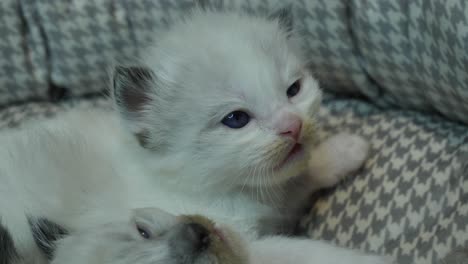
18, 0, 197, 100
303, 97, 468, 264
348, 0, 468, 125
0, 0, 49, 105
0, 95, 110, 130
15, 0, 367, 98
6, 0, 468, 125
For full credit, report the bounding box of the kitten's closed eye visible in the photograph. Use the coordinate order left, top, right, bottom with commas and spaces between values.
221, 111, 250, 129
286, 79, 301, 98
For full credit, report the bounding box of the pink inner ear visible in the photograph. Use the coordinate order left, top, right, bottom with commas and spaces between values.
121, 87, 152, 113
274, 113, 302, 141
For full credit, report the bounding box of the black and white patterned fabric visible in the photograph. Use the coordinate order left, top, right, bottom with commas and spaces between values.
4, 0, 468, 124
304, 97, 468, 264
0, 0, 49, 105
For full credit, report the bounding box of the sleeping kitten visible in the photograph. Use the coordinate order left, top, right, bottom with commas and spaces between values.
2, 207, 248, 264
0, 9, 391, 263
52, 208, 249, 264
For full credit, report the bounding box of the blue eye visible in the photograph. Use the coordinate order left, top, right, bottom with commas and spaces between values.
221, 111, 250, 129
287, 79, 301, 98
136, 225, 151, 239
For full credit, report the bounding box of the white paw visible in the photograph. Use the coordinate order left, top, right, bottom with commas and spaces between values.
308, 133, 370, 189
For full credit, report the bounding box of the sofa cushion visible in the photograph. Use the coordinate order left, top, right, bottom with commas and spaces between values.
16, 0, 372, 99
347, 0, 468, 125
303, 96, 468, 264
0, 0, 50, 105
0, 95, 109, 130
5, 1, 468, 125
17, 0, 196, 100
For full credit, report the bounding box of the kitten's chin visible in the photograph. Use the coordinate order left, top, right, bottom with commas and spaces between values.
272, 149, 309, 184
274, 143, 305, 171
242, 147, 310, 188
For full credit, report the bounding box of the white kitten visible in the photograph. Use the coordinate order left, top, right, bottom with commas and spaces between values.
2, 206, 248, 264
51, 208, 249, 264
0, 9, 390, 264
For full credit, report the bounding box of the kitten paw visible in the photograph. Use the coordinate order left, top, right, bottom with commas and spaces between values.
308, 133, 370, 189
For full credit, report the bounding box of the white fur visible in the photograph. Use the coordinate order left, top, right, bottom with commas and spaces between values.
0, 10, 390, 264
50, 208, 249, 264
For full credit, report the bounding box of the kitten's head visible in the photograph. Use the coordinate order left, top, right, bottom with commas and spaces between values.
52, 208, 248, 264
112, 10, 321, 190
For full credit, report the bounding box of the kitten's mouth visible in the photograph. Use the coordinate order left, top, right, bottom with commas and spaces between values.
276, 143, 304, 170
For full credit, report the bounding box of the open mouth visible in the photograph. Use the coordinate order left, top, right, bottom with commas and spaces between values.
275, 143, 304, 170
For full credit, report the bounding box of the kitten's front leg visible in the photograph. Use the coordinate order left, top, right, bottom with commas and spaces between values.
307, 132, 370, 191
275, 133, 370, 233
249, 236, 393, 264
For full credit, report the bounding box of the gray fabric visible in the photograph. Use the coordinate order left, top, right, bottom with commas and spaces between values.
13, 0, 468, 122
348, 0, 468, 124
6, 0, 468, 125
0, 0, 49, 105
19, 0, 196, 99
0, 96, 109, 130
302, 97, 468, 264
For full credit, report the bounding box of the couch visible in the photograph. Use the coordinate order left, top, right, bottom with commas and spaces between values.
1, 1, 467, 263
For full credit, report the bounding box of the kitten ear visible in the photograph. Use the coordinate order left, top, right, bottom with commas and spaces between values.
268, 5, 294, 33
28, 217, 69, 260
132, 208, 178, 233
112, 65, 155, 116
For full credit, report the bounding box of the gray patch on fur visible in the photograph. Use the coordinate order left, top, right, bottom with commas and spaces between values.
113, 65, 155, 114
28, 217, 69, 260
0, 220, 19, 264
268, 5, 294, 33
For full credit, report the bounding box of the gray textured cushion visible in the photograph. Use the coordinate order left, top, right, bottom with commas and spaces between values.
0, 96, 110, 130
303, 97, 468, 264
6, 0, 468, 125
0, 0, 49, 105
18, 0, 195, 99
348, 0, 468, 124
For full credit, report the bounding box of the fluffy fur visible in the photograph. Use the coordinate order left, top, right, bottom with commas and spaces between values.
0, 9, 392, 263
51, 208, 249, 264
1, 219, 19, 264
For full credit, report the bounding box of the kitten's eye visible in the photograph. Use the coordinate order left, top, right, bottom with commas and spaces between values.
287, 79, 301, 98
136, 225, 151, 239
221, 111, 250, 129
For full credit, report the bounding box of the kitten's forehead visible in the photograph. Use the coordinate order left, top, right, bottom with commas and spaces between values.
145, 11, 301, 112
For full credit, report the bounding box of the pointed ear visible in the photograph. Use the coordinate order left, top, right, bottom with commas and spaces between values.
28, 217, 69, 260
112, 65, 155, 116
132, 208, 178, 234
268, 5, 294, 33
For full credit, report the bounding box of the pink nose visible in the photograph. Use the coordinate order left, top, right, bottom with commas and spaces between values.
277, 114, 302, 141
